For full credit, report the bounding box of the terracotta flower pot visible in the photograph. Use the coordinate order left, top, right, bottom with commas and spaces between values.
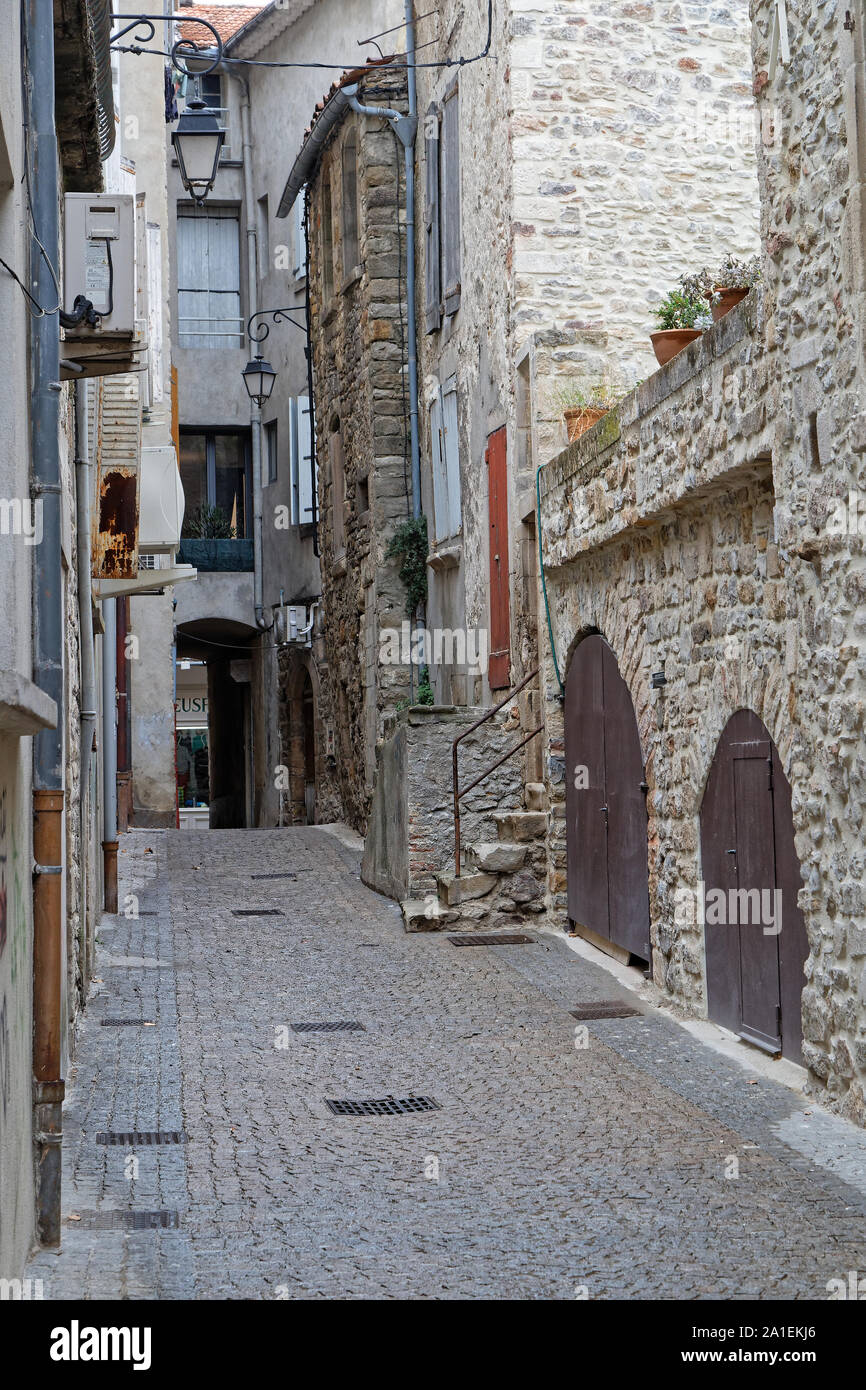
711, 286, 750, 322
650, 328, 702, 366
563, 406, 607, 443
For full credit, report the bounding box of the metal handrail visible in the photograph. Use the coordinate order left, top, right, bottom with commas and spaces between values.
452, 666, 543, 876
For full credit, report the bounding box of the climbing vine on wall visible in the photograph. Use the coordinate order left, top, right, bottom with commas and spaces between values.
386, 515, 428, 615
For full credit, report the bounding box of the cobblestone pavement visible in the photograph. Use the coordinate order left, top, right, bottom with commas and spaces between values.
26, 828, 866, 1300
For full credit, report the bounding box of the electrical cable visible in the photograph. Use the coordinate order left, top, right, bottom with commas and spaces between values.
0, 254, 53, 317
113, 0, 493, 76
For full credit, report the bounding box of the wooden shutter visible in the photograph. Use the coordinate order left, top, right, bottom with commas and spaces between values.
296, 396, 314, 525
424, 103, 441, 333
292, 192, 307, 280
430, 390, 446, 538
440, 86, 461, 316
486, 426, 510, 689
441, 384, 461, 537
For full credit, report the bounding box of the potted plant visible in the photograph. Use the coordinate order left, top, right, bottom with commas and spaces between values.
650, 287, 711, 366
553, 380, 620, 443
709, 253, 761, 321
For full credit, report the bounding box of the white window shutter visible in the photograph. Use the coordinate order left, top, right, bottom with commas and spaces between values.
296, 395, 314, 525
430, 390, 447, 542
293, 195, 307, 280
442, 386, 461, 538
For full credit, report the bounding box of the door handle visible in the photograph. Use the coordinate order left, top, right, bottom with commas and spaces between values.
727, 849, 736, 855
600, 805, 608, 825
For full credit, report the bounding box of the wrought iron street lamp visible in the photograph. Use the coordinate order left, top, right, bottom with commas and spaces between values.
171, 94, 225, 205
110, 13, 226, 204
241, 355, 277, 409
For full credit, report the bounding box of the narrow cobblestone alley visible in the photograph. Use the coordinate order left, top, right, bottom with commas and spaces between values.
26, 829, 866, 1301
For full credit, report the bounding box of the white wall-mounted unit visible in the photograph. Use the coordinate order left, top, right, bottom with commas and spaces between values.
139, 445, 185, 553
64, 193, 136, 335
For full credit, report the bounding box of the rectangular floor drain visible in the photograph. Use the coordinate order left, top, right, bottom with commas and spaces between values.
448, 933, 536, 947
69, 1210, 179, 1230
96, 1131, 186, 1146
250, 872, 297, 881
100, 1019, 156, 1027
325, 1095, 441, 1116
291, 1021, 366, 1032
571, 1001, 643, 1020
231, 908, 284, 917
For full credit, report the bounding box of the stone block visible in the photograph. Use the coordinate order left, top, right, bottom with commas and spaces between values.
436, 870, 499, 906
494, 811, 548, 841
467, 842, 527, 873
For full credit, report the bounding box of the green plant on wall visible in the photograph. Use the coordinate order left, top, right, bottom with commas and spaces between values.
416, 665, 434, 705
385, 515, 428, 615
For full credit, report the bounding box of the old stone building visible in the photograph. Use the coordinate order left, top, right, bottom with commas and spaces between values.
537, 0, 866, 1122
281, 60, 415, 832
413, 0, 760, 725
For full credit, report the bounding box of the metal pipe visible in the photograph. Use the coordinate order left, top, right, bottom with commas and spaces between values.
234, 73, 268, 630
403, 0, 421, 518
75, 382, 97, 981
102, 598, 118, 912
28, 0, 65, 1247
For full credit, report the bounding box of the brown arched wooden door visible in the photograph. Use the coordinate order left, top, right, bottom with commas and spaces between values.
700, 710, 808, 1062
564, 635, 651, 962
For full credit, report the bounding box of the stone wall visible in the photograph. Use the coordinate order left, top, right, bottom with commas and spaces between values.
743, 1, 866, 1121
362, 703, 525, 903
511, 0, 762, 389
308, 65, 414, 832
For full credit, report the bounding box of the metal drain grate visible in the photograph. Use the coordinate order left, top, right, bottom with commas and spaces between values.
291, 1021, 366, 1032
571, 1001, 643, 1020
231, 908, 283, 917
69, 1210, 179, 1230
325, 1095, 441, 1116
100, 1019, 156, 1027
250, 872, 297, 881
448, 933, 536, 947
96, 1131, 186, 1146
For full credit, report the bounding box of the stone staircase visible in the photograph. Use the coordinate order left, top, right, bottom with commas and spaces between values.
402, 788, 549, 932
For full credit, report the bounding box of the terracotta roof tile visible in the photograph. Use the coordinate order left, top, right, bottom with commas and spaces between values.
178, 4, 267, 47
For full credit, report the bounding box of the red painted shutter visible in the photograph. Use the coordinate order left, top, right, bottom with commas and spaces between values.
486, 427, 510, 689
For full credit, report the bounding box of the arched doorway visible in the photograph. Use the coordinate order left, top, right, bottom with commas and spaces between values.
700, 709, 808, 1062
564, 634, 651, 962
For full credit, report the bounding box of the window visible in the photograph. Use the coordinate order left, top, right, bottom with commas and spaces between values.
292, 190, 307, 281
429, 379, 462, 542
424, 85, 461, 333
177, 206, 242, 348
342, 130, 360, 276
197, 72, 229, 157
265, 419, 278, 486
321, 173, 334, 304
179, 430, 251, 536
440, 86, 461, 316
289, 396, 315, 524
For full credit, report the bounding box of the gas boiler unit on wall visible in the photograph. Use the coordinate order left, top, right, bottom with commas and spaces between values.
63, 193, 136, 336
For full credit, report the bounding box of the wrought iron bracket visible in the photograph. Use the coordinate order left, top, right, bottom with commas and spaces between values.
109, 13, 223, 76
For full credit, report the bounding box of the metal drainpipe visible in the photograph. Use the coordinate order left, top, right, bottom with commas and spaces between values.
75, 382, 97, 981
346, 14, 420, 516
234, 73, 267, 629
101, 598, 118, 912
28, 0, 65, 1248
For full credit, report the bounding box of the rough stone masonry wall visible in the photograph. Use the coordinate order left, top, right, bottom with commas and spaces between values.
362, 704, 526, 904
539, 297, 787, 992
309, 66, 414, 832
743, 2, 866, 1122
511, 0, 762, 400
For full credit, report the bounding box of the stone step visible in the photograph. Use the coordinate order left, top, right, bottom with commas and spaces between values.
494, 810, 548, 842
467, 841, 527, 873
525, 782, 549, 812
401, 897, 446, 932
436, 868, 498, 906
